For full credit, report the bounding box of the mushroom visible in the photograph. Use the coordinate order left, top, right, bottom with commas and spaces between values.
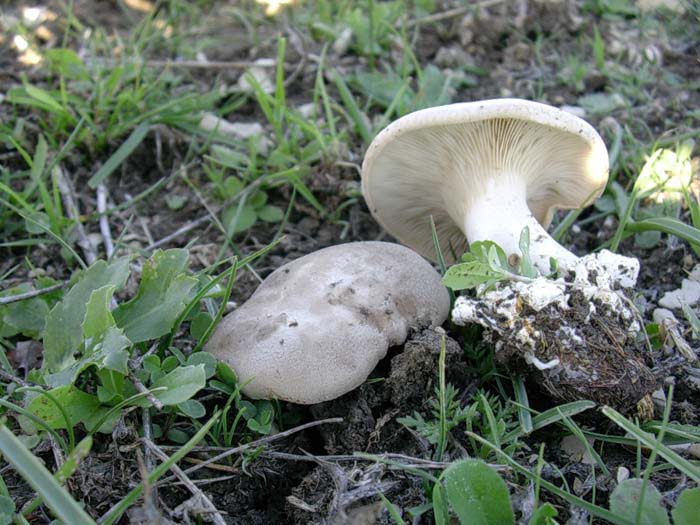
361, 98, 635, 279
205, 241, 450, 404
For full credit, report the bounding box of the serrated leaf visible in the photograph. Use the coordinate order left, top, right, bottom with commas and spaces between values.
113, 249, 197, 343
442, 260, 508, 291
43, 258, 130, 373
151, 365, 206, 406
442, 459, 515, 525
610, 479, 669, 525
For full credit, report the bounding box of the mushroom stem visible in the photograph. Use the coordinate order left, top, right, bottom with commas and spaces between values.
461, 175, 577, 274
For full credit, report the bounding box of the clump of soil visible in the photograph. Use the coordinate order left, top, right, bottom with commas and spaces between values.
496, 289, 658, 414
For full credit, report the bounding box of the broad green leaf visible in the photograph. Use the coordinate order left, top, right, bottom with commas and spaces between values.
222, 205, 258, 236
113, 249, 197, 343
186, 351, 217, 378
43, 258, 130, 373
0, 284, 49, 338
189, 312, 213, 341
412, 65, 452, 110
0, 495, 14, 524
671, 487, 700, 525
257, 204, 284, 223
45, 285, 131, 386
27, 385, 111, 432
151, 364, 206, 405
610, 479, 669, 525
82, 285, 118, 339
178, 399, 206, 418
442, 459, 515, 525
24, 210, 51, 234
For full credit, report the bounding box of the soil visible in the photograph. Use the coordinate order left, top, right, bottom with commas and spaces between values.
1, 0, 699, 523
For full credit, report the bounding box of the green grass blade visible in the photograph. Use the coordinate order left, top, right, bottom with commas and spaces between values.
504, 400, 595, 442
22, 436, 93, 517
602, 406, 700, 483
467, 431, 634, 525
0, 425, 96, 524
88, 121, 151, 188
332, 71, 371, 144
512, 376, 533, 435
624, 217, 700, 250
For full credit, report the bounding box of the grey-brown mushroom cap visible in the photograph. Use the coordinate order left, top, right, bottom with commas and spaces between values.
204, 241, 450, 404
361, 99, 609, 263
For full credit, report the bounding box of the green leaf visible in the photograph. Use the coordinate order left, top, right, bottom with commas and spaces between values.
45, 48, 89, 80
0, 425, 96, 524
610, 479, 669, 525
441, 459, 515, 525
222, 205, 258, 236
189, 312, 213, 341
88, 121, 151, 188
113, 249, 198, 343
24, 84, 68, 114
27, 385, 111, 431
43, 258, 130, 373
671, 488, 700, 525
432, 482, 449, 525
0, 284, 50, 338
0, 495, 14, 524
530, 503, 558, 525
186, 352, 217, 378
257, 204, 284, 223
625, 217, 700, 250
151, 364, 206, 405
518, 227, 537, 279
178, 399, 206, 418
24, 210, 51, 234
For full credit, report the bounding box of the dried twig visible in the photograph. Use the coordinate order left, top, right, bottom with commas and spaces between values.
0, 282, 65, 305
54, 166, 97, 265
129, 371, 164, 410
160, 418, 343, 483
144, 438, 227, 525
405, 0, 505, 28
96, 184, 115, 258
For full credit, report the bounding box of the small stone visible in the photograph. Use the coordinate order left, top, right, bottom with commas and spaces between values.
616, 466, 630, 484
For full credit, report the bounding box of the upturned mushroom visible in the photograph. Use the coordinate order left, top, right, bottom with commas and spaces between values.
205, 241, 450, 404
361, 98, 637, 281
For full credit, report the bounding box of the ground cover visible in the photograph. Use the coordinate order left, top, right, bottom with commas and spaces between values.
0, 0, 699, 523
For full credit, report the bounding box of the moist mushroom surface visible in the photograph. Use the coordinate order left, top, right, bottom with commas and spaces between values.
205, 241, 450, 404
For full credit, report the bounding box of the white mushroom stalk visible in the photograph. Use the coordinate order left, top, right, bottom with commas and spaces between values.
462, 175, 577, 274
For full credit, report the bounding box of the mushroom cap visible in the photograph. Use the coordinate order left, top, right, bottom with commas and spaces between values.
205, 241, 450, 404
361, 99, 609, 262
